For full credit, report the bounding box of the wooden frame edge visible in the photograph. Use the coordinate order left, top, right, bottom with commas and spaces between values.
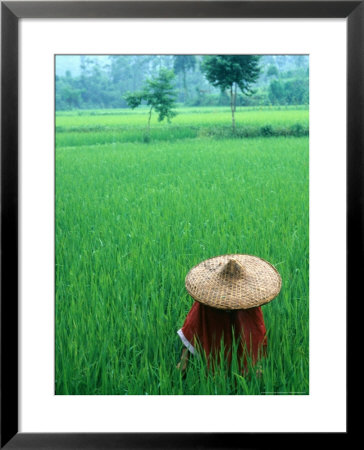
1, 1, 356, 447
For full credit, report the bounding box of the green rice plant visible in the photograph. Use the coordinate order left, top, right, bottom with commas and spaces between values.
55, 108, 309, 396
56, 105, 309, 147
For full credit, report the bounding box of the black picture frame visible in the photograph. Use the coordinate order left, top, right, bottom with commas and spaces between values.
1, 1, 356, 448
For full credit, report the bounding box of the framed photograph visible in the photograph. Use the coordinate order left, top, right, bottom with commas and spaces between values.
1, 1, 356, 447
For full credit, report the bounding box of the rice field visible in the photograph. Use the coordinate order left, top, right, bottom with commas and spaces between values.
56, 105, 309, 146
55, 106, 309, 395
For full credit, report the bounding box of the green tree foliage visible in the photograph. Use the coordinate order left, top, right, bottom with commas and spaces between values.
267, 64, 279, 78
55, 55, 309, 110
268, 78, 309, 105
173, 55, 196, 102
201, 55, 261, 131
55, 74, 82, 110
124, 68, 177, 139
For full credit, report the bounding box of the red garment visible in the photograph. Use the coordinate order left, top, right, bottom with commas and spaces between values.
178, 301, 267, 371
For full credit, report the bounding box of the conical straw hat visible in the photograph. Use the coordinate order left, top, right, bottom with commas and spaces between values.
185, 254, 282, 310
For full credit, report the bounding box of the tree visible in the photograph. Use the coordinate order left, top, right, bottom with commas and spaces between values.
268, 78, 309, 106
56, 83, 82, 109
267, 64, 279, 78
268, 79, 285, 105
201, 55, 261, 132
173, 55, 196, 102
124, 68, 177, 139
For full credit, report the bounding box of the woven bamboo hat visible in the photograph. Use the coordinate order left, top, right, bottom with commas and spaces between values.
185, 254, 281, 310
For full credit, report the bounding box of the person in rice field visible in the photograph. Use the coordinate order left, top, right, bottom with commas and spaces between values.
176, 254, 282, 374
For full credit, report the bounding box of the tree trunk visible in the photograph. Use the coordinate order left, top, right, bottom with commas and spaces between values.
183, 70, 188, 103
230, 85, 236, 133
147, 106, 153, 132
145, 105, 153, 142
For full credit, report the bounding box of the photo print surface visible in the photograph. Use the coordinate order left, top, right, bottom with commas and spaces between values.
55, 54, 309, 395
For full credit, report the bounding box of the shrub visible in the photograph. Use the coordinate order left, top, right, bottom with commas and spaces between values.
260, 125, 274, 136
290, 123, 307, 137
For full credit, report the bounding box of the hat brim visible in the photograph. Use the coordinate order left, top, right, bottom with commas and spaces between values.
185, 254, 282, 310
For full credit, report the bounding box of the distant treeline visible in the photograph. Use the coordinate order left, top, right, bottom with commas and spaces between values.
56, 55, 309, 110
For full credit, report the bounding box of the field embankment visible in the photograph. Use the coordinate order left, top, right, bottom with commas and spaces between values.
56, 106, 309, 146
